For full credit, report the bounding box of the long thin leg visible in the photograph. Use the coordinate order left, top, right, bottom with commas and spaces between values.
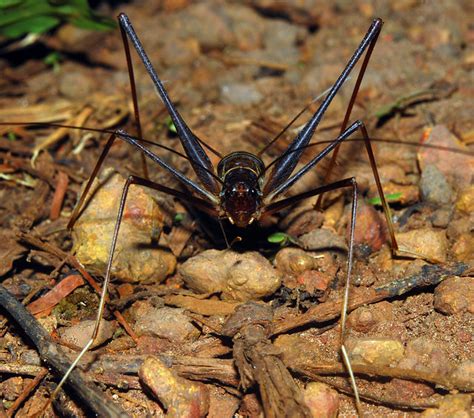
52, 175, 219, 404
119, 14, 148, 179
118, 13, 220, 195
262, 177, 362, 414
315, 17, 382, 210
68, 127, 219, 231
263, 19, 383, 195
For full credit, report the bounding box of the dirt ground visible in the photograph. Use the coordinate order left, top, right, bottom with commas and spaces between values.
0, 0, 473, 417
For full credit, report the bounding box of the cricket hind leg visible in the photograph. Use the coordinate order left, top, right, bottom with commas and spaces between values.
51, 174, 218, 407
261, 177, 363, 415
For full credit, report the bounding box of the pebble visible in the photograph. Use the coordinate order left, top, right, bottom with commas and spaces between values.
434, 276, 474, 315
179, 250, 281, 301
72, 173, 176, 283
346, 337, 404, 367
395, 228, 448, 262
296, 270, 331, 296
220, 82, 263, 105
431, 208, 452, 228
420, 164, 453, 205
139, 356, 209, 418
131, 303, 200, 343
420, 394, 471, 417
347, 302, 394, 333
274, 248, 316, 275
452, 233, 474, 261
418, 125, 473, 189
59, 319, 115, 349
352, 200, 387, 256
300, 228, 348, 252
303, 382, 339, 418
455, 185, 474, 214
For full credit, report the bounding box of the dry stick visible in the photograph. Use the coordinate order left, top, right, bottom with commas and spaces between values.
18, 232, 139, 343
49, 171, 69, 220
272, 262, 469, 335
0, 285, 129, 417
6, 368, 48, 417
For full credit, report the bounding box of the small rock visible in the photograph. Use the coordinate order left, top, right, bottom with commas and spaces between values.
296, 270, 331, 296
434, 276, 474, 315
131, 303, 200, 343
352, 200, 387, 256
220, 82, 263, 105
420, 164, 453, 205
420, 394, 471, 417
456, 185, 474, 214
300, 228, 348, 252
399, 337, 452, 376
59, 319, 115, 349
139, 356, 209, 418
431, 208, 451, 228
72, 173, 176, 283
450, 360, 474, 392
179, 250, 281, 301
395, 228, 448, 262
346, 337, 404, 366
303, 382, 339, 418
452, 233, 474, 262
418, 125, 473, 189
274, 248, 316, 274
347, 301, 394, 333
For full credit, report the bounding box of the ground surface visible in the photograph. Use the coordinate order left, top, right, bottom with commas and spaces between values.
0, 0, 473, 417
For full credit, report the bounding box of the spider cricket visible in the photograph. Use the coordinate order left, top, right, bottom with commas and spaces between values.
1, 12, 470, 416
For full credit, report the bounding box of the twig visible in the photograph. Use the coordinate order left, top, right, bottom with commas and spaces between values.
50, 171, 69, 220
6, 368, 48, 417
0, 285, 129, 417
272, 262, 469, 335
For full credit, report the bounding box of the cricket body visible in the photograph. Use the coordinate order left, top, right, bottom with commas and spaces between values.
46, 12, 394, 416
217, 151, 265, 227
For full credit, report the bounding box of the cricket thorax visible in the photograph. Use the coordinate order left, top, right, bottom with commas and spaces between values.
217, 152, 265, 227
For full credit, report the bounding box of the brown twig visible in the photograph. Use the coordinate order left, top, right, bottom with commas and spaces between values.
0, 285, 129, 417
50, 171, 69, 220
6, 368, 48, 417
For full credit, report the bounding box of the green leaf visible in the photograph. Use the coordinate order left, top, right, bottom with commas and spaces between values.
1, 15, 59, 37
174, 213, 184, 223
267, 232, 288, 244
367, 192, 402, 206
0, 0, 23, 8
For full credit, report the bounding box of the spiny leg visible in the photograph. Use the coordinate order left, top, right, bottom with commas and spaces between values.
52, 175, 218, 405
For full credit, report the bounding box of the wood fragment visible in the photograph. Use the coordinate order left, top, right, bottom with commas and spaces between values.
50, 171, 69, 220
